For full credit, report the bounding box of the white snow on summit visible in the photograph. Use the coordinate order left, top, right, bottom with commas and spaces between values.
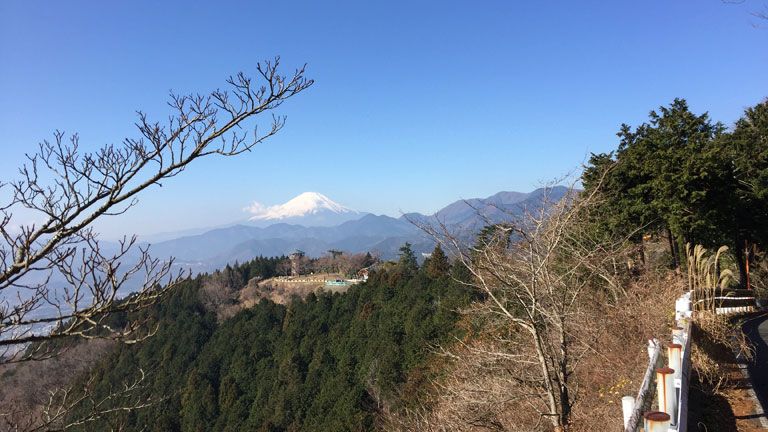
244, 192, 359, 221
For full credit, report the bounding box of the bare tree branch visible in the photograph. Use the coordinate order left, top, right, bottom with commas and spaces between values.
0, 57, 312, 360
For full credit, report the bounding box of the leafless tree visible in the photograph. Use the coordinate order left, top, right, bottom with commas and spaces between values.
339, 252, 368, 277
199, 270, 240, 321
411, 184, 634, 431
6, 367, 159, 432
0, 57, 312, 362
0, 339, 114, 430
276, 258, 293, 276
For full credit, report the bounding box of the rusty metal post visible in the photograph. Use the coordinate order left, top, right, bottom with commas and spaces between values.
668, 343, 682, 381
657, 367, 677, 425
644, 411, 671, 432
746, 239, 751, 291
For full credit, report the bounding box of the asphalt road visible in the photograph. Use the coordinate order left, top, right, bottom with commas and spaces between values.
742, 313, 768, 427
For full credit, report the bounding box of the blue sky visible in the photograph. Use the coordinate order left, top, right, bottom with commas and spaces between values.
1, 1, 767, 239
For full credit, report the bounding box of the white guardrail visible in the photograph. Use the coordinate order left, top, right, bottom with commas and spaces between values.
622, 289, 764, 431
622, 291, 694, 432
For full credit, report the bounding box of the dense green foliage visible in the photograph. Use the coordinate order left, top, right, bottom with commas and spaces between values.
582, 98, 768, 280
67, 253, 474, 431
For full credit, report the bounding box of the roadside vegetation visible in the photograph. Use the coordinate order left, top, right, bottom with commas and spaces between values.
0, 97, 765, 431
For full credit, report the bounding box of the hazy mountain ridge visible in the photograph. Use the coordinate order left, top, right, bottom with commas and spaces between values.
402, 187, 568, 229
150, 187, 569, 272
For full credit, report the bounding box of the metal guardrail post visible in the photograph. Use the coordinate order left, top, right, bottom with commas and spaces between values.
657, 367, 677, 425
669, 344, 682, 381
622, 396, 635, 429
644, 411, 671, 431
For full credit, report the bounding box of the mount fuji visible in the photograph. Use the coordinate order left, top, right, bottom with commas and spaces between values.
143, 187, 570, 273
244, 192, 366, 227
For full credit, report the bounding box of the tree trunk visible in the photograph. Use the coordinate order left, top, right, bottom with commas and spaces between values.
733, 230, 747, 287
531, 327, 560, 430
666, 227, 680, 272
558, 323, 571, 428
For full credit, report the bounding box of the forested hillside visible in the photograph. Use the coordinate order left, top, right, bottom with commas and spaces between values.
4, 98, 766, 432
63, 251, 475, 431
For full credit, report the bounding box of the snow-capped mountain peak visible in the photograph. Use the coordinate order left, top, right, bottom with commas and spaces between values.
245, 192, 359, 221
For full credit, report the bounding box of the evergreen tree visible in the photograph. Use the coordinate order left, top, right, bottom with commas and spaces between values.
397, 242, 418, 275
362, 252, 376, 268
581, 98, 768, 283
713, 99, 768, 282
582, 98, 725, 270
426, 244, 450, 279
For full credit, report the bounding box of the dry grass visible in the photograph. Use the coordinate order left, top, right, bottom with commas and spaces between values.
690, 312, 753, 395
684, 243, 753, 394
569, 271, 683, 431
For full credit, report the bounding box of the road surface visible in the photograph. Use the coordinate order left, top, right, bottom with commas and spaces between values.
742, 313, 768, 429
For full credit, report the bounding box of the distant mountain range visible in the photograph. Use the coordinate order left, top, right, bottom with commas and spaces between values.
144, 187, 570, 273
5, 187, 571, 311
401, 188, 565, 230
